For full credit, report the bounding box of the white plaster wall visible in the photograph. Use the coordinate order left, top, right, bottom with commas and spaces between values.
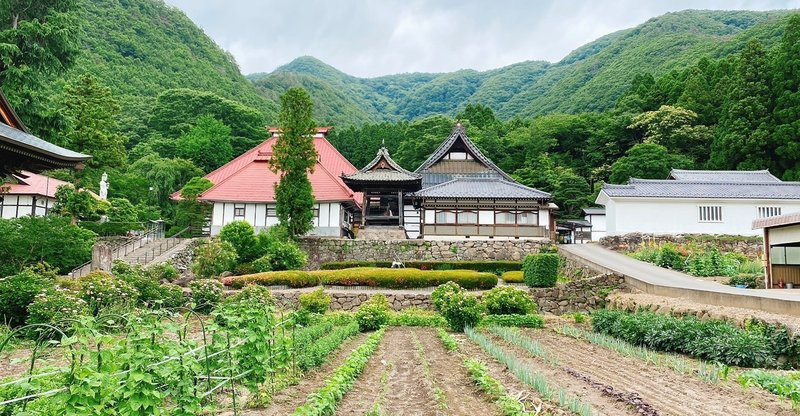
403, 206, 421, 239
586, 213, 607, 241
209, 201, 343, 236
604, 198, 800, 236
478, 210, 494, 225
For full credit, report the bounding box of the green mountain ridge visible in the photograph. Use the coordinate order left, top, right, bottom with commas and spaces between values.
250, 9, 795, 124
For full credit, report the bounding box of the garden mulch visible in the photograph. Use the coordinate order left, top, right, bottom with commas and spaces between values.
522, 327, 796, 416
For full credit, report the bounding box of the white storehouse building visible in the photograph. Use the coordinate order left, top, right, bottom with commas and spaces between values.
176, 127, 361, 236
596, 169, 800, 236
0, 171, 66, 219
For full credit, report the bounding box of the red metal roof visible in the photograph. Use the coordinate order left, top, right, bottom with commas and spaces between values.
173, 132, 361, 204
2, 171, 67, 198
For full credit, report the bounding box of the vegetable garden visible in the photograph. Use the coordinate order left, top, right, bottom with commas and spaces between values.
2, 278, 799, 415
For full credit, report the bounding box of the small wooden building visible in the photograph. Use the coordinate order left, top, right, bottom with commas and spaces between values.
753, 212, 800, 288
341, 145, 421, 229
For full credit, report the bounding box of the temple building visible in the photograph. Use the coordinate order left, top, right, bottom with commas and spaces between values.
341, 145, 422, 237
411, 123, 555, 240
0, 89, 90, 176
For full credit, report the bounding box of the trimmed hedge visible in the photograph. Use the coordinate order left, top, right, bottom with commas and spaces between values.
500, 271, 524, 283
225, 267, 498, 290
592, 309, 797, 368
523, 254, 559, 287
320, 260, 522, 274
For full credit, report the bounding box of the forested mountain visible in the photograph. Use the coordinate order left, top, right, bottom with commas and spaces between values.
251, 10, 794, 123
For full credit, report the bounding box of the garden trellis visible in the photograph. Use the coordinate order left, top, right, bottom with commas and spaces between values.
0, 303, 300, 415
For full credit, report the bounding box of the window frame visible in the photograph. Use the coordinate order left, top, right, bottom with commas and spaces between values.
698, 205, 723, 223
233, 204, 246, 218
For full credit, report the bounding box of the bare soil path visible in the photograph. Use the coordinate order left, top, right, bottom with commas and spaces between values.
484, 331, 638, 416
335, 327, 440, 415
414, 328, 499, 415
238, 331, 369, 416
526, 327, 795, 416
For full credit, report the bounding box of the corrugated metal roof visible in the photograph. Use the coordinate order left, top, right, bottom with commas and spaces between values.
602, 178, 800, 199
175, 133, 361, 204
2, 171, 67, 198
413, 178, 551, 200
753, 211, 800, 229
668, 169, 780, 183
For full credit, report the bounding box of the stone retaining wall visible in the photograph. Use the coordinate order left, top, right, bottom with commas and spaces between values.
531, 273, 625, 315
600, 233, 763, 259
272, 291, 433, 311
299, 238, 550, 269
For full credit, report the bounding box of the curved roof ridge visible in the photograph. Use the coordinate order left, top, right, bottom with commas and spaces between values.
414, 123, 513, 181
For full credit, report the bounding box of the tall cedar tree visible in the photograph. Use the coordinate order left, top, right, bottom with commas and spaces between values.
709, 40, 774, 171
772, 14, 800, 178
0, 0, 79, 136
62, 75, 128, 169
270, 87, 318, 238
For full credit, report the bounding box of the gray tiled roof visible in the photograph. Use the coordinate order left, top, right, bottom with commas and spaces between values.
414, 178, 551, 200
602, 178, 800, 199
0, 123, 90, 161
668, 169, 780, 183
582, 207, 606, 215
342, 146, 421, 183
415, 123, 513, 182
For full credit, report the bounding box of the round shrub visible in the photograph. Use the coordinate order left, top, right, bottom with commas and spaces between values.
219, 220, 259, 262
190, 279, 224, 312
191, 239, 238, 279
656, 243, 685, 271
26, 288, 89, 335
482, 286, 536, 315
0, 269, 53, 326
356, 293, 391, 331
158, 283, 186, 308
299, 288, 330, 314
251, 255, 274, 273
264, 240, 308, 271
146, 263, 179, 282
234, 262, 257, 276
431, 281, 461, 312
523, 254, 559, 288
227, 284, 275, 307
78, 271, 139, 313
441, 290, 484, 332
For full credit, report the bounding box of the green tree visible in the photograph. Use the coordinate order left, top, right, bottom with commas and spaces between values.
609, 143, 693, 183
53, 184, 97, 224
176, 115, 234, 172
0, 0, 79, 134
270, 87, 318, 238
552, 169, 591, 218
709, 40, 774, 170
772, 14, 800, 178
173, 177, 213, 234
628, 105, 713, 163
62, 74, 128, 168
0, 216, 96, 277
219, 221, 259, 263
130, 154, 203, 210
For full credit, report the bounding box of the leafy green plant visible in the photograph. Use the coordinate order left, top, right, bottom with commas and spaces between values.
479, 314, 545, 328
355, 293, 391, 331
78, 271, 139, 314
571, 312, 586, 324
464, 358, 537, 416
189, 279, 224, 312
299, 288, 330, 314
219, 220, 260, 262
158, 283, 186, 308
25, 287, 89, 336
655, 243, 686, 270
388, 308, 446, 327
191, 239, 238, 279
482, 286, 537, 315
523, 254, 559, 288
728, 274, 760, 288
250, 255, 274, 273
291, 328, 386, 415
0, 268, 53, 327
440, 289, 485, 332
226, 284, 274, 307
146, 262, 179, 282
296, 321, 360, 371
432, 281, 462, 312
438, 328, 459, 352
739, 370, 800, 407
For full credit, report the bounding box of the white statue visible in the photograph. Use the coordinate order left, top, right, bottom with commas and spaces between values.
99, 172, 109, 200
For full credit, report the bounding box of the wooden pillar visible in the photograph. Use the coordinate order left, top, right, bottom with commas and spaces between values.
764, 229, 772, 288
361, 191, 368, 227
398, 190, 404, 228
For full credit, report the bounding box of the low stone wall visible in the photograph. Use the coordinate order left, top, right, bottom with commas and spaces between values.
299, 238, 550, 269
271, 290, 432, 311
531, 273, 625, 315
600, 233, 763, 259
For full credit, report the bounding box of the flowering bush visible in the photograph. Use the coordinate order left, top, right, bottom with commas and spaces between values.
158, 283, 186, 308
78, 271, 139, 313
26, 287, 89, 334
355, 293, 391, 331
146, 262, 179, 282
0, 269, 53, 326
431, 281, 461, 312
482, 286, 537, 315
226, 284, 274, 307
191, 239, 238, 279
190, 279, 224, 312
433, 282, 485, 331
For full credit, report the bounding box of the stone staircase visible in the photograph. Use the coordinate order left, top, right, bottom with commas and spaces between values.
122, 237, 193, 266
356, 226, 409, 240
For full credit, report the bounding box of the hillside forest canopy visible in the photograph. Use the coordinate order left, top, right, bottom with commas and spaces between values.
0, 0, 799, 245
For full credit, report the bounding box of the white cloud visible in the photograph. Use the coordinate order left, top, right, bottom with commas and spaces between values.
165, 0, 800, 77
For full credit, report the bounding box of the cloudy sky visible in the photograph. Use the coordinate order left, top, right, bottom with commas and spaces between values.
165, 0, 800, 78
